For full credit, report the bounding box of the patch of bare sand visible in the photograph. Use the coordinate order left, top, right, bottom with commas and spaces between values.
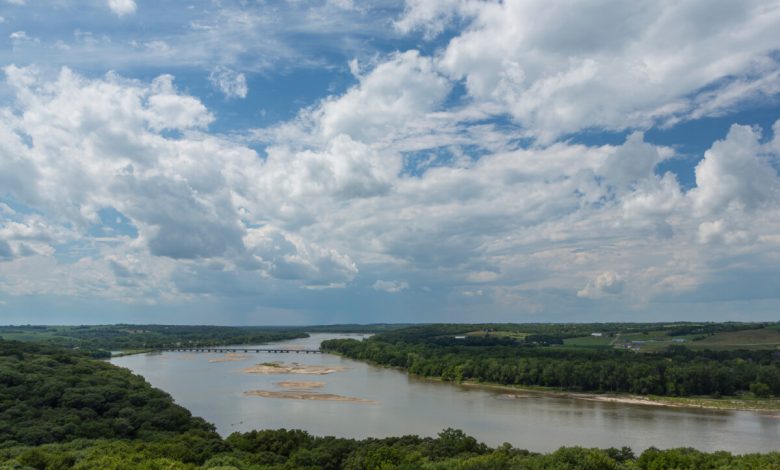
498, 393, 541, 400
582, 395, 659, 406
500, 391, 677, 408
243, 390, 375, 404
243, 361, 347, 375
276, 381, 325, 389
209, 353, 250, 363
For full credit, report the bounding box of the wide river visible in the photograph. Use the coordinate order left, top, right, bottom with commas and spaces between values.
111, 333, 780, 453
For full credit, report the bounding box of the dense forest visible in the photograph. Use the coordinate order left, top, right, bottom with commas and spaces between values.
0, 339, 217, 447
2, 337, 780, 469
0, 323, 418, 359
5, 427, 780, 470
0, 325, 309, 357
321, 325, 780, 397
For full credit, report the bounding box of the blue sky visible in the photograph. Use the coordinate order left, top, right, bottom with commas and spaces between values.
1, 0, 780, 325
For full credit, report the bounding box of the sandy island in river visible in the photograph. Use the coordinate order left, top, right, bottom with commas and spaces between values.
209, 353, 250, 363
244, 390, 375, 404
275, 381, 325, 389
243, 362, 348, 375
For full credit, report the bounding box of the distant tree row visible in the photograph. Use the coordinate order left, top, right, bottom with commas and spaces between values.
0, 324, 309, 355
321, 327, 780, 397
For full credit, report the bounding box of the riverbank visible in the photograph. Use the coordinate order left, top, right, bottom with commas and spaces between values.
452, 379, 780, 413
322, 349, 780, 413
109, 349, 155, 358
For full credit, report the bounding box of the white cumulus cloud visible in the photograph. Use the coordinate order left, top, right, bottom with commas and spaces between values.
373, 280, 409, 293
107, 0, 137, 17
401, 0, 780, 142
209, 66, 248, 99
578, 272, 624, 299
691, 124, 780, 216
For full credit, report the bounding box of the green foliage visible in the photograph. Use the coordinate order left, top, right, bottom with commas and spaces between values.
321, 325, 780, 397
4, 436, 780, 470
0, 339, 216, 447
750, 382, 772, 398
296, 324, 413, 334
0, 325, 309, 356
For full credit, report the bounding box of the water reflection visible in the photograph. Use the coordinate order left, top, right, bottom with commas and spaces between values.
111, 333, 779, 453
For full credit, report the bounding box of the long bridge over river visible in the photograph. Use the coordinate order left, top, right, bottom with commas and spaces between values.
161, 347, 323, 354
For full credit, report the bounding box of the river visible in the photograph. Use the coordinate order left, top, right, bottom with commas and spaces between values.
110, 333, 780, 453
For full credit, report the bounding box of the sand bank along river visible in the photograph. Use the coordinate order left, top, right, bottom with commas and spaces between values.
243, 362, 348, 375
111, 333, 780, 453
244, 390, 376, 404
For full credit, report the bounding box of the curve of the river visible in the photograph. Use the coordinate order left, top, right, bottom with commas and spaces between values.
111, 333, 780, 453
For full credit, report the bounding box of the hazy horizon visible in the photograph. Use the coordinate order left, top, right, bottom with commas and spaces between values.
2, 319, 777, 329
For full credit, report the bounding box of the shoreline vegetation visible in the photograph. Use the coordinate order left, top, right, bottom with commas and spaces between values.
327, 350, 780, 413
0, 324, 312, 359
107, 348, 156, 358
321, 323, 780, 414
460, 381, 780, 413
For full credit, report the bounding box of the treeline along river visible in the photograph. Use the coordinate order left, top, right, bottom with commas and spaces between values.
321, 331, 780, 397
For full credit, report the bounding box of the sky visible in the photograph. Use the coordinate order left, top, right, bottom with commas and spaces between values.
1, 0, 780, 325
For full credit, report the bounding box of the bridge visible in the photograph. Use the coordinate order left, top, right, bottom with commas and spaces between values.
161, 347, 322, 354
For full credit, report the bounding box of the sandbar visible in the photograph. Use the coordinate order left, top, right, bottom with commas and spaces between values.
243, 389, 375, 404
243, 361, 347, 375
276, 381, 326, 389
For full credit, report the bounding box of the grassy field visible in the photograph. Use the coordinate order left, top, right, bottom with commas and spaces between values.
562, 335, 614, 348
687, 328, 780, 350
465, 330, 529, 340
561, 325, 780, 352
0, 326, 64, 342
460, 322, 780, 353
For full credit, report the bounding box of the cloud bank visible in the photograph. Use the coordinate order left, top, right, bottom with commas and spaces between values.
1, 0, 779, 324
